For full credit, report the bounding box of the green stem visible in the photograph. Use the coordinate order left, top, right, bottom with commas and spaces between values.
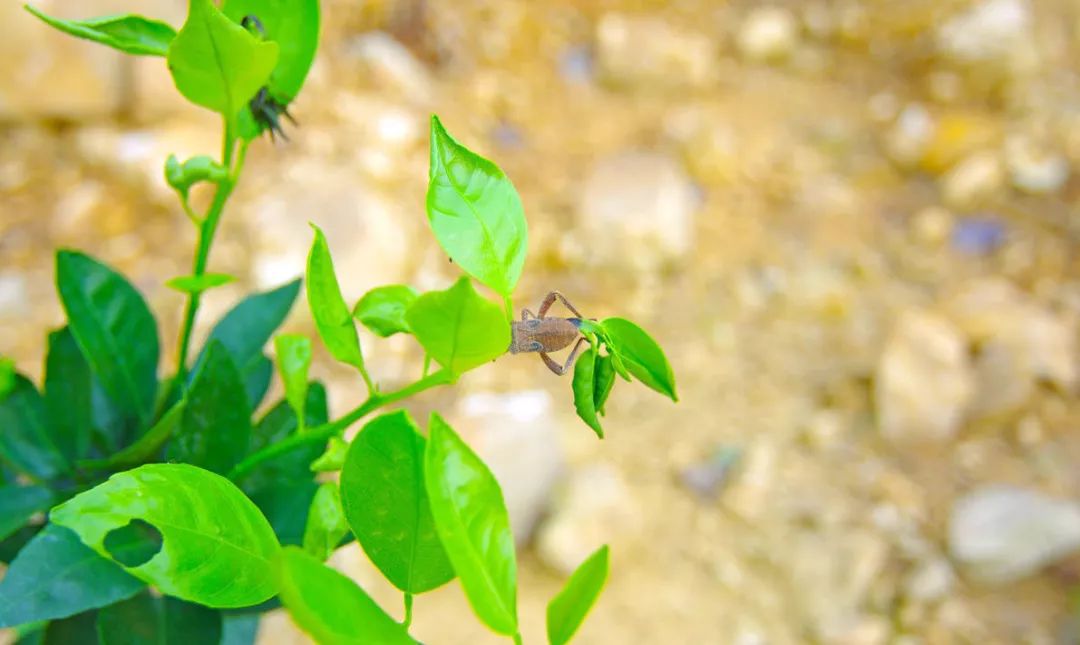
512, 632, 523, 645
402, 592, 414, 628
228, 369, 453, 481
421, 353, 431, 378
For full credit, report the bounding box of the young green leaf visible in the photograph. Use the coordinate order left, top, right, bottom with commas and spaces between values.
274, 334, 311, 428
594, 353, 616, 415
168, 341, 252, 474
277, 546, 416, 645
0, 486, 54, 542
24, 6, 177, 57
96, 592, 222, 645
221, 0, 320, 100
194, 278, 301, 409
303, 483, 349, 562
571, 346, 604, 439
310, 435, 348, 472
307, 225, 371, 384
0, 356, 15, 396
353, 284, 419, 338
56, 250, 159, 426
424, 414, 518, 635
164, 154, 228, 200
0, 374, 68, 479
44, 327, 92, 463
78, 401, 185, 471
405, 277, 510, 377
50, 464, 281, 608
165, 273, 235, 295
426, 116, 528, 296
0, 524, 144, 628
601, 318, 677, 402
167, 0, 278, 121
341, 411, 454, 594
546, 545, 610, 645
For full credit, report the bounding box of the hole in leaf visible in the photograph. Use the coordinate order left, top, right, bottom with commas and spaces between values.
104, 519, 163, 567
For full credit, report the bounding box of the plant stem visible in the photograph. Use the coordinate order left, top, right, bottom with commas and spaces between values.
512, 632, 523, 645
228, 369, 453, 481
402, 592, 414, 628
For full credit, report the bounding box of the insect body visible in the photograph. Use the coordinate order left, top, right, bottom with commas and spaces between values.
510, 291, 589, 375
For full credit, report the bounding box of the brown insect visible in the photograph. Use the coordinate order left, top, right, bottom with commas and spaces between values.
509, 291, 588, 375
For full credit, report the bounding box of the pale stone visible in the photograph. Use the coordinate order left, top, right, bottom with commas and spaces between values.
941, 152, 1005, 210
344, 32, 433, 104
597, 13, 718, 89
737, 7, 799, 63
1004, 136, 1070, 195
937, 0, 1038, 75
905, 558, 956, 603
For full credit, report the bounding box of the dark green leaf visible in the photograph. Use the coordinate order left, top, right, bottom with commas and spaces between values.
96, 591, 222, 645
165, 272, 235, 294
593, 353, 616, 415
43, 610, 99, 645
571, 345, 604, 439
353, 285, 418, 338
56, 250, 159, 426
0, 524, 144, 628
24, 6, 177, 56
0, 375, 67, 479
546, 545, 609, 645
0, 486, 53, 542
221, 0, 319, 100
195, 278, 301, 410
341, 411, 454, 593
405, 277, 510, 377
307, 225, 369, 376
44, 327, 92, 463
303, 482, 349, 562
0, 524, 41, 564
274, 334, 311, 428
277, 546, 416, 645
601, 318, 677, 402
166, 0, 278, 121
221, 614, 260, 645
241, 383, 327, 491
169, 341, 252, 474
249, 478, 318, 547
426, 116, 528, 296
424, 414, 518, 635
79, 401, 185, 471
50, 463, 281, 608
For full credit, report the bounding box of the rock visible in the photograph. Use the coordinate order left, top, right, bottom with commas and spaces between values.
920, 113, 1001, 175
904, 557, 956, 603
875, 310, 975, 442
884, 104, 934, 168
736, 7, 799, 63
1004, 136, 1070, 195
576, 152, 697, 272
910, 206, 954, 246
0, 272, 29, 319
948, 485, 1080, 584
536, 464, 642, 575
936, 0, 1038, 76
451, 391, 566, 545
816, 615, 891, 645
596, 14, 717, 89
344, 32, 433, 104
940, 152, 1005, 210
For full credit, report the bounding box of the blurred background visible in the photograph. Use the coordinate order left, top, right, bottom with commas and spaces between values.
2, 0, 1080, 643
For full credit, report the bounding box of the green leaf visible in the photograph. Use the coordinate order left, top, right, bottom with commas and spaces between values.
274, 334, 311, 428
593, 353, 616, 415
424, 414, 517, 635
0, 375, 67, 479
96, 592, 222, 645
56, 251, 159, 425
79, 401, 185, 471
0, 486, 54, 542
221, 0, 320, 100
221, 614, 260, 645
168, 341, 252, 474
165, 272, 235, 295
43, 610, 100, 644
44, 327, 92, 463
546, 545, 610, 645
0, 356, 15, 397
277, 546, 416, 645
195, 278, 301, 409
353, 285, 418, 338
310, 435, 347, 472
166, 0, 278, 121
307, 225, 369, 377
302, 482, 349, 562
24, 6, 177, 56
249, 479, 318, 547
426, 116, 528, 296
240, 383, 327, 491
164, 154, 228, 199
571, 346, 604, 439
601, 318, 677, 402
341, 411, 454, 594
0, 524, 144, 628
405, 277, 510, 377
50, 464, 281, 608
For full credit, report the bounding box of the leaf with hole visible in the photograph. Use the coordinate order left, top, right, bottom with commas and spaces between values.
546, 545, 609, 645
50, 463, 281, 608
302, 482, 349, 562
406, 277, 510, 377
425, 413, 518, 635
600, 318, 677, 402
24, 6, 177, 56
341, 411, 454, 593
277, 546, 416, 645
353, 284, 418, 338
